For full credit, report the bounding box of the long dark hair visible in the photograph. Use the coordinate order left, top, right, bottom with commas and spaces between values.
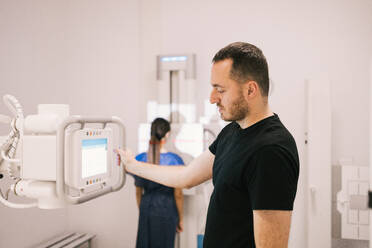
147, 118, 170, 164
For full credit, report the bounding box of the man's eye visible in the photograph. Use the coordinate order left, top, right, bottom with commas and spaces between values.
217, 90, 225, 93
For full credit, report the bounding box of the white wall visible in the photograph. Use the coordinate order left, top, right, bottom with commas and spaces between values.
0, 0, 141, 247
0, 1, 70, 247
370, 53, 372, 248
63, 1, 141, 248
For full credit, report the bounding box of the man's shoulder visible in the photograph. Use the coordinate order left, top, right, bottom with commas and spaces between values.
218, 121, 237, 136
258, 116, 296, 143
251, 128, 299, 166
244, 117, 298, 159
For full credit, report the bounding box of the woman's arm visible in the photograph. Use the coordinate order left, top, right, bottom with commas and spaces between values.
174, 188, 184, 232
135, 186, 143, 209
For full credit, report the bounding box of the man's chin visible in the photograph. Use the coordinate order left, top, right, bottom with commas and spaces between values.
220, 114, 232, 122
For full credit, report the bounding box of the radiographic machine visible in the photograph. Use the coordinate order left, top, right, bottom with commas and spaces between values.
138, 54, 223, 248
0, 95, 126, 209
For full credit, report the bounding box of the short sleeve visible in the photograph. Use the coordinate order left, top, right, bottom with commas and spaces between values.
208, 122, 232, 155
209, 137, 218, 155
247, 146, 299, 210
135, 153, 147, 162
172, 154, 185, 165
163, 153, 185, 166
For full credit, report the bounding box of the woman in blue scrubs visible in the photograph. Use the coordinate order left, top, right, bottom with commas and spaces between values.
134, 118, 184, 248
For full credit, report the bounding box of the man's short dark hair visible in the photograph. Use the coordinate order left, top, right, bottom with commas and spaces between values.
212, 42, 269, 97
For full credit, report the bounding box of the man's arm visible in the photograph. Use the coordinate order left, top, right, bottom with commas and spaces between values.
253, 210, 292, 248
115, 149, 214, 188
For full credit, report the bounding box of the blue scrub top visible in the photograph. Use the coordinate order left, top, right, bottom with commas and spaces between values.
133, 152, 185, 248
134, 152, 184, 186
133, 152, 184, 217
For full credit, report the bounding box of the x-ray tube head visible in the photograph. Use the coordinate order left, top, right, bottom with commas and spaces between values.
0, 95, 126, 209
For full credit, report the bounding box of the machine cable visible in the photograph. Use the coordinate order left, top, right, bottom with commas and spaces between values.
0, 95, 37, 208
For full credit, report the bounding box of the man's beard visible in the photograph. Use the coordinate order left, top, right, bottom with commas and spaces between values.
219, 92, 249, 122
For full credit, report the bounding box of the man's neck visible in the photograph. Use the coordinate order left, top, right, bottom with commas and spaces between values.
236, 105, 273, 129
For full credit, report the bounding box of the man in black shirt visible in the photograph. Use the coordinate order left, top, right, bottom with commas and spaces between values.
116, 42, 299, 248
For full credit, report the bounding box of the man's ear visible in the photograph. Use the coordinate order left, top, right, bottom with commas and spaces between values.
244, 81, 259, 99
248, 86, 253, 95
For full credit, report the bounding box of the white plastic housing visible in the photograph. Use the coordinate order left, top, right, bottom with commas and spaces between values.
14, 180, 66, 209
24, 104, 69, 134
337, 165, 369, 240
22, 135, 57, 181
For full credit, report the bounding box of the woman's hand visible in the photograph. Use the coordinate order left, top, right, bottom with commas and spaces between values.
176, 220, 184, 233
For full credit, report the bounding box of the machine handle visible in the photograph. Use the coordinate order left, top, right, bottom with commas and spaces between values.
56, 115, 126, 204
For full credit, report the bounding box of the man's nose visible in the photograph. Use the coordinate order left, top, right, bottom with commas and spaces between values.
210, 89, 218, 104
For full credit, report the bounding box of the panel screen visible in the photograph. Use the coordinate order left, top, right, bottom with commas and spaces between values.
82, 138, 108, 178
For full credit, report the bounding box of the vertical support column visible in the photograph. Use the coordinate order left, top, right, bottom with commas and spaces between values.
170, 70, 180, 123
306, 79, 331, 248
369, 57, 372, 248
156, 54, 197, 123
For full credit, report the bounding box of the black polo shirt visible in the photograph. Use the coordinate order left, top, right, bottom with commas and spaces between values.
204, 114, 299, 248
